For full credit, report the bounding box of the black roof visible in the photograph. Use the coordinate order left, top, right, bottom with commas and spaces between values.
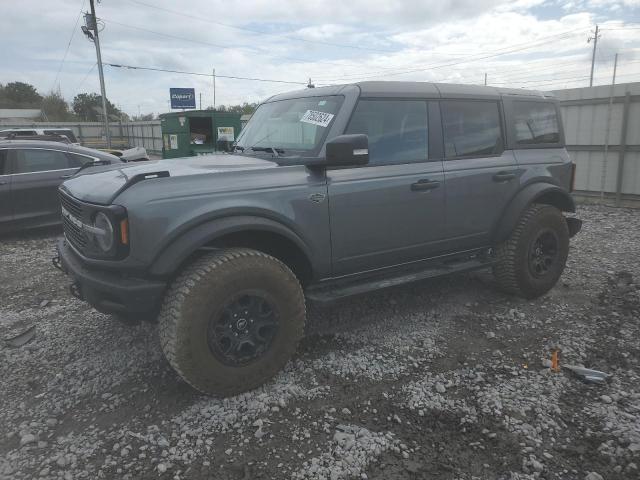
266, 81, 555, 102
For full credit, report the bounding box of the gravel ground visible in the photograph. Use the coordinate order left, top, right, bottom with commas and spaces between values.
1, 204, 639, 480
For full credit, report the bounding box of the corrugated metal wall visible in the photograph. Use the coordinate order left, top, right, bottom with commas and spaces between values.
553, 82, 640, 200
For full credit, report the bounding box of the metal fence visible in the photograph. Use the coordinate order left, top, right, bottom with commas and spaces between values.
121, 121, 162, 154
2, 83, 639, 205
0, 120, 163, 154
553, 82, 640, 205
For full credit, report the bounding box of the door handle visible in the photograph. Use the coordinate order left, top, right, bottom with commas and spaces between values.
60, 174, 74, 179
0, 181, 7, 186
493, 171, 517, 182
411, 179, 441, 191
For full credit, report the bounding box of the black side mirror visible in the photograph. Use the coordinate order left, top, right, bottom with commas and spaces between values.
325, 134, 369, 166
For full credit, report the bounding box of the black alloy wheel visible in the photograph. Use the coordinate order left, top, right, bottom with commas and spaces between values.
207, 292, 279, 366
528, 229, 559, 278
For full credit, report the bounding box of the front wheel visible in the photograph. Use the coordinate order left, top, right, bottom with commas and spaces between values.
158, 248, 306, 396
493, 204, 570, 299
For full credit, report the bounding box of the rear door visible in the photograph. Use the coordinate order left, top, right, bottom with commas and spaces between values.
0, 150, 12, 228
326, 99, 447, 276
440, 99, 520, 251
9, 147, 77, 228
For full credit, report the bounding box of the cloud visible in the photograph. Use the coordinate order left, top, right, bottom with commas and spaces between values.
0, 0, 638, 116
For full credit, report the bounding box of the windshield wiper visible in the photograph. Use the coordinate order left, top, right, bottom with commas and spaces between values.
248, 146, 285, 157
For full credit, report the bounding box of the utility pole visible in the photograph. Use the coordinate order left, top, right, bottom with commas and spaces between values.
484, 73, 487, 86
588, 24, 600, 87
199, 93, 202, 110
82, 0, 111, 148
212, 68, 216, 110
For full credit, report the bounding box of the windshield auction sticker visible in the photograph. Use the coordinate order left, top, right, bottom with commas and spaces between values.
300, 110, 335, 128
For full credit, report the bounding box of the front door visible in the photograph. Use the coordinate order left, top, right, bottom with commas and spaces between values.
439, 100, 520, 251
9, 147, 77, 228
326, 98, 446, 276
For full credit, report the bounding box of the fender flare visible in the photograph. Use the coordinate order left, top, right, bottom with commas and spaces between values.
491, 183, 576, 245
148, 215, 313, 277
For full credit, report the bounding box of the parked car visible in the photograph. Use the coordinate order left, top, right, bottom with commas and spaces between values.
0, 140, 121, 233
0, 127, 79, 144
0, 129, 150, 162
54, 81, 581, 396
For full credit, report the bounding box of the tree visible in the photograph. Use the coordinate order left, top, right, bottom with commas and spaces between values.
0, 81, 42, 108
206, 101, 259, 115
132, 113, 155, 121
41, 90, 74, 121
72, 92, 125, 121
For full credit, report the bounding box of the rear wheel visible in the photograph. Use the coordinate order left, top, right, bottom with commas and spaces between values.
493, 204, 569, 299
158, 248, 305, 396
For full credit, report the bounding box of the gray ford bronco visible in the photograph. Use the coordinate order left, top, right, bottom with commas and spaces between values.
54, 81, 581, 396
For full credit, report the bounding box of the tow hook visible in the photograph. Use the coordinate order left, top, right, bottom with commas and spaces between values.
69, 282, 83, 300
52, 255, 63, 271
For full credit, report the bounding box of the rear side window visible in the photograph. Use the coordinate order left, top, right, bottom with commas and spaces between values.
512, 101, 560, 145
345, 99, 428, 166
14, 149, 72, 173
67, 153, 95, 168
441, 101, 502, 159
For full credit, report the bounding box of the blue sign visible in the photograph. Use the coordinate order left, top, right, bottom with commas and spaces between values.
170, 88, 196, 109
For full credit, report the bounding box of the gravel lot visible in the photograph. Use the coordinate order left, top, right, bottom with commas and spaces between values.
1, 204, 639, 480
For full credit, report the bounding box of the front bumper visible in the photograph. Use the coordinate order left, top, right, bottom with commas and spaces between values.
567, 217, 582, 238
54, 238, 166, 314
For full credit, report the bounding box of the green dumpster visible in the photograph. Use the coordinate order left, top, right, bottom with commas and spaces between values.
159, 110, 243, 159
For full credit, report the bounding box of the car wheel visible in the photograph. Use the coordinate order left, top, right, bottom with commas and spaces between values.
493, 204, 569, 299
158, 248, 305, 396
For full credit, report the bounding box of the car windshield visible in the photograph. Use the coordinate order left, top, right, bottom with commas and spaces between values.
235, 95, 343, 154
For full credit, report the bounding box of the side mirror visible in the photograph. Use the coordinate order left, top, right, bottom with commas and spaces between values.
325, 134, 369, 166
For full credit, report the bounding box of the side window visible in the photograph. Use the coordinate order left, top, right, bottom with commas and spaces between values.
441, 101, 502, 159
67, 153, 93, 168
14, 149, 71, 174
12, 130, 37, 136
345, 99, 428, 166
512, 101, 560, 145
0, 150, 7, 175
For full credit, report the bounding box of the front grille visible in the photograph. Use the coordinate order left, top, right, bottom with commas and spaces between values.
59, 191, 83, 218
62, 215, 88, 249
59, 191, 88, 251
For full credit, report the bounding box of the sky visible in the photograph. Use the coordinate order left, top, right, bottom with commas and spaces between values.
1, 0, 639, 117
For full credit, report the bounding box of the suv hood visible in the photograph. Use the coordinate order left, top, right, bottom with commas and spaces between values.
61, 154, 278, 204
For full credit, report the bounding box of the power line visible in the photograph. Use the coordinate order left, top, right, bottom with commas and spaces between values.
73, 62, 97, 94
314, 27, 590, 82
128, 0, 396, 53
104, 63, 308, 85
51, 0, 87, 92
102, 18, 374, 70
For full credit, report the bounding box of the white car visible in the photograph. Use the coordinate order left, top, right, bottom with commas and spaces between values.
0, 128, 80, 144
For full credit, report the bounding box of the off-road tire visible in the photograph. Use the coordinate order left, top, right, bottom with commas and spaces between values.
158, 248, 306, 396
493, 204, 569, 299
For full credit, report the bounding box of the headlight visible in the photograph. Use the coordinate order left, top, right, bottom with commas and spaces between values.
93, 212, 114, 252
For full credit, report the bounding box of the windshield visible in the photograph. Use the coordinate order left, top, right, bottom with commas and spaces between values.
235, 95, 343, 154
